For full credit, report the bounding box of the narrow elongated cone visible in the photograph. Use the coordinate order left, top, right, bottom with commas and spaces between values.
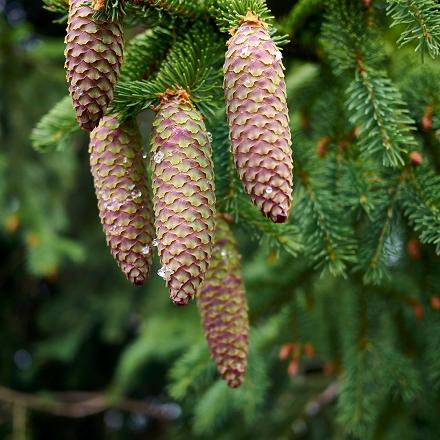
151, 96, 216, 306
65, 0, 123, 131
90, 116, 155, 285
224, 12, 293, 223
197, 215, 249, 388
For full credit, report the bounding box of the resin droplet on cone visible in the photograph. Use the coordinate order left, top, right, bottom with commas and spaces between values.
90, 116, 155, 285
65, 0, 123, 131
151, 96, 216, 306
224, 12, 293, 223
197, 215, 249, 388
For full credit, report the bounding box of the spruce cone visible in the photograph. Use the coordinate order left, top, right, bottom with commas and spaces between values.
224, 12, 293, 223
151, 95, 216, 306
90, 116, 155, 285
65, 0, 123, 131
197, 215, 249, 388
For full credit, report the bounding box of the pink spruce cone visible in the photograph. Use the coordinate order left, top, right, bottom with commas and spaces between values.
197, 214, 249, 388
90, 115, 155, 285
65, 0, 123, 131
224, 12, 293, 223
151, 94, 216, 306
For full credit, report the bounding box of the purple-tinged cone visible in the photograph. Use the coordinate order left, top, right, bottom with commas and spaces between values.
65, 0, 123, 131
197, 215, 249, 388
224, 12, 293, 223
90, 116, 155, 285
151, 93, 216, 306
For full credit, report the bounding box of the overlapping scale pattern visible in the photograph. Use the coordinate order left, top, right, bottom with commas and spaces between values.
224, 15, 293, 223
65, 0, 123, 131
197, 215, 249, 388
90, 116, 155, 285
151, 97, 216, 306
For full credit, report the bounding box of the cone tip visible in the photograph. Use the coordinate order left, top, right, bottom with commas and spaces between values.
270, 209, 289, 224
172, 293, 193, 307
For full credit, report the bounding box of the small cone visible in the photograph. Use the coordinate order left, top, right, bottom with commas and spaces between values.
90, 115, 155, 285
224, 12, 293, 223
197, 215, 249, 388
151, 95, 216, 305
65, 0, 124, 131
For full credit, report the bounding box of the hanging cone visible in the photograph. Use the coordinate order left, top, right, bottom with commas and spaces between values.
151, 92, 216, 306
90, 115, 155, 285
197, 214, 249, 388
224, 11, 293, 223
65, 0, 124, 131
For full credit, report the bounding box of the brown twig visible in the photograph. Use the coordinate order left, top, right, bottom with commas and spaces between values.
0, 386, 178, 421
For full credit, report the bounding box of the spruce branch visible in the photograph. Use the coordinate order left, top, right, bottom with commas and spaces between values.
31, 96, 79, 153
296, 175, 357, 276
321, 0, 381, 74
92, 0, 127, 21
210, 0, 287, 45
210, 0, 273, 33
386, 0, 440, 60
279, 0, 323, 36
43, 0, 69, 13
211, 121, 243, 212
113, 23, 223, 118
339, 157, 382, 220
356, 171, 405, 284
168, 344, 214, 400
119, 27, 173, 82
294, 143, 357, 277
237, 194, 303, 257
131, 0, 205, 18
401, 165, 440, 254
346, 66, 416, 167
322, 2, 417, 167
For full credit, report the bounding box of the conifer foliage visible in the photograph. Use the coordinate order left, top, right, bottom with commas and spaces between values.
29, 0, 440, 436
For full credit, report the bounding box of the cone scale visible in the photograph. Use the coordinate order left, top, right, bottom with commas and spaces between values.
197, 215, 249, 388
90, 116, 155, 285
151, 95, 216, 306
224, 12, 293, 223
65, 0, 123, 131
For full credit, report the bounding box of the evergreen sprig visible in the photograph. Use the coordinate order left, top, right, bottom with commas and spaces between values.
92, 0, 127, 21
387, 0, 440, 60
401, 165, 440, 254
113, 23, 223, 118
237, 194, 303, 257
279, 0, 323, 36
119, 27, 173, 82
296, 174, 357, 277
346, 68, 416, 167
43, 0, 69, 13
321, 0, 382, 74
294, 140, 357, 277
31, 96, 79, 153
210, 0, 273, 33
356, 171, 404, 284
133, 0, 205, 18
322, 2, 417, 167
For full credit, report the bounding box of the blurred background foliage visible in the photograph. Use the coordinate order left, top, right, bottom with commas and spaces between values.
1, 0, 440, 439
